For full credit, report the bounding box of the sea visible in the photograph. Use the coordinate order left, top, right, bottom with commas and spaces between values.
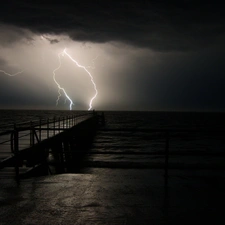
0, 110, 225, 169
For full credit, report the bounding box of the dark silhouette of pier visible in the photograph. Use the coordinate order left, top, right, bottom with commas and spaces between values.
0, 112, 105, 182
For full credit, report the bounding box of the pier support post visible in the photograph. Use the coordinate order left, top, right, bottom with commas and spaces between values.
47, 118, 49, 139
58, 117, 60, 134
164, 131, 169, 185
53, 117, 56, 136
101, 112, 105, 126
13, 124, 20, 183
63, 140, 71, 172
66, 116, 68, 128
30, 121, 35, 147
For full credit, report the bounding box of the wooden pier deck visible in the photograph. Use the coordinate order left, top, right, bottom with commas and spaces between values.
0, 112, 104, 181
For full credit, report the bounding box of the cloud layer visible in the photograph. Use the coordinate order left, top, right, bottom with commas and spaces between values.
1, 1, 225, 51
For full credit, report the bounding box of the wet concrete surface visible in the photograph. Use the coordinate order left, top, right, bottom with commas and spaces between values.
1, 168, 225, 225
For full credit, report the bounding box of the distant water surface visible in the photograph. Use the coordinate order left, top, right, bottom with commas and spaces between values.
88, 111, 225, 168
1, 110, 225, 168
0, 110, 87, 130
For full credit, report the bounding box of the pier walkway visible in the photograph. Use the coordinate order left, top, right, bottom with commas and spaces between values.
0, 112, 103, 180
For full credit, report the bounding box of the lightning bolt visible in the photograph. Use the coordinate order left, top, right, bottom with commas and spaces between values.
0, 70, 24, 76
1, 39, 98, 111
53, 48, 98, 111
87, 55, 100, 70
53, 52, 74, 110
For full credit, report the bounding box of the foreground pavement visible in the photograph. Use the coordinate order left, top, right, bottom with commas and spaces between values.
1, 168, 225, 225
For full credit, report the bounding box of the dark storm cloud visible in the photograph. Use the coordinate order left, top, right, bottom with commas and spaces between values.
128, 48, 225, 111
0, 1, 225, 51
42, 35, 60, 44
0, 24, 32, 46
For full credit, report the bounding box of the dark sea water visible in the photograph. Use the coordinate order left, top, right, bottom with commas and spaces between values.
1, 110, 225, 168
0, 110, 86, 130
88, 111, 225, 168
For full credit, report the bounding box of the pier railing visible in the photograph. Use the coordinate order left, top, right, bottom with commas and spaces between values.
0, 112, 93, 159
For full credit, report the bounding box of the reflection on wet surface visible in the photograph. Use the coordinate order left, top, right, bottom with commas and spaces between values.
1, 169, 225, 224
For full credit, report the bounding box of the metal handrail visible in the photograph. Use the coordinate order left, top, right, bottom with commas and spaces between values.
0, 112, 92, 131
0, 112, 93, 154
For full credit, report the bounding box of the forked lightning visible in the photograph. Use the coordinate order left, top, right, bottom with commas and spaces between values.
53, 48, 98, 111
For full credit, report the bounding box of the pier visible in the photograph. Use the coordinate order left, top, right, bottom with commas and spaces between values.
0, 111, 104, 181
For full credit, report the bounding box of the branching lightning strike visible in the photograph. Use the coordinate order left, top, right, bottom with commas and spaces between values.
53, 48, 98, 111
53, 52, 74, 110
0, 41, 98, 111
0, 70, 24, 76
86, 55, 99, 70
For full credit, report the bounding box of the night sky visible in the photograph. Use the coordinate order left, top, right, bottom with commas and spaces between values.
0, 1, 225, 111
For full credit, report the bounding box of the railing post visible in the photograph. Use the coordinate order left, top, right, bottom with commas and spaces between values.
164, 131, 170, 185
53, 117, 56, 136
101, 112, 105, 126
58, 117, 60, 134
30, 121, 34, 146
47, 118, 49, 139
39, 118, 42, 142
14, 123, 19, 183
